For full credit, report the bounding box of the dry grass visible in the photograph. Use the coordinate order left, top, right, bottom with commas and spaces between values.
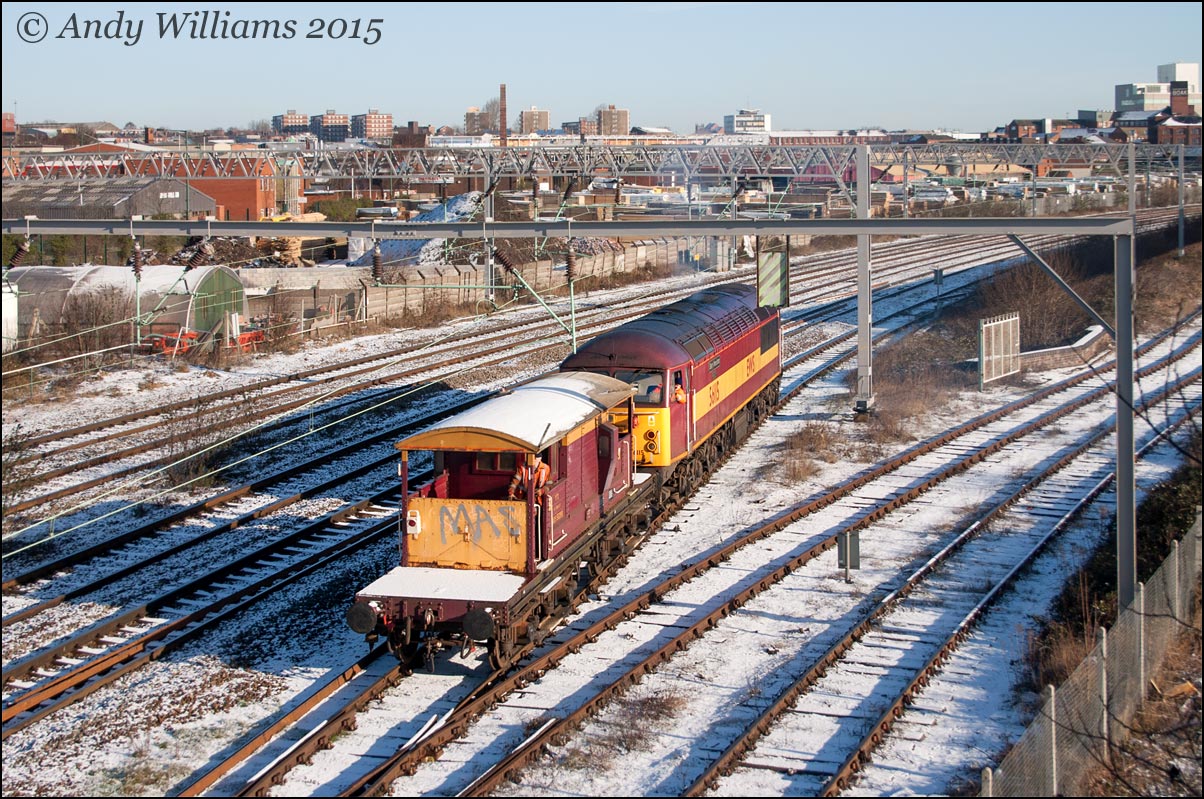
1136, 243, 1203, 336
773, 422, 845, 483
849, 329, 976, 445
552, 688, 688, 772
1022, 619, 1098, 690
138, 374, 167, 392
382, 299, 484, 329
577, 259, 678, 293
1022, 571, 1107, 690
1082, 592, 1202, 797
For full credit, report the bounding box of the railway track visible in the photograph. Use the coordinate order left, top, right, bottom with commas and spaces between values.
166, 320, 1197, 797
2, 209, 1194, 794
7, 206, 1188, 525
2, 264, 999, 794
696, 402, 1200, 797
0, 479, 412, 739
0, 256, 1003, 684
383, 346, 1200, 799
0, 229, 1018, 583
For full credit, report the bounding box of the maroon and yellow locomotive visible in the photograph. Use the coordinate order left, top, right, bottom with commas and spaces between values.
347, 284, 781, 668
561, 283, 781, 506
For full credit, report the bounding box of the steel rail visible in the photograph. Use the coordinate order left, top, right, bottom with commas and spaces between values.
343, 321, 1199, 798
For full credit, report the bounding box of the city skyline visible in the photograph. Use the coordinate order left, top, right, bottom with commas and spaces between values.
2, 2, 1201, 135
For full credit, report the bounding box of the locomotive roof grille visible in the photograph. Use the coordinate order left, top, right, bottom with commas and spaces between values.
562, 283, 774, 370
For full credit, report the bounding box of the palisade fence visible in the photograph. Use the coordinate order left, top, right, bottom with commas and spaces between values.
981, 510, 1202, 797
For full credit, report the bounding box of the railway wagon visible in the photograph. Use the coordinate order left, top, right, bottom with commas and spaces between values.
347, 372, 653, 668
560, 283, 781, 505
347, 285, 783, 668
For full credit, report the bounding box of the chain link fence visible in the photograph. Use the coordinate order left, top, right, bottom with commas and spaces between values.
982, 510, 1202, 796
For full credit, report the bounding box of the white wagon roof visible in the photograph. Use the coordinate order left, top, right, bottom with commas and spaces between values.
399, 371, 634, 453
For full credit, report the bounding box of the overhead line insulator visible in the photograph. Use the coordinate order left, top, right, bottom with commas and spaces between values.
493, 247, 518, 276
131, 238, 143, 279
9, 238, 31, 269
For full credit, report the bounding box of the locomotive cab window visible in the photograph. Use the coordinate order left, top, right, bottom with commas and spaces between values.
615, 369, 668, 407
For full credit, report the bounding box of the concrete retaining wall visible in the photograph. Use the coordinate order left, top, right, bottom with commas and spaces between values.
1019, 326, 1112, 371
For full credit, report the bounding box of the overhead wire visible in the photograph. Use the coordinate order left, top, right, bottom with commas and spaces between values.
2, 284, 540, 554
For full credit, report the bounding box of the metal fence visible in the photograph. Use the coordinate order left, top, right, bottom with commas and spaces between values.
982, 510, 1202, 796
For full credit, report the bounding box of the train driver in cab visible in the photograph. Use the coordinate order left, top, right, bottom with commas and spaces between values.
508, 454, 550, 501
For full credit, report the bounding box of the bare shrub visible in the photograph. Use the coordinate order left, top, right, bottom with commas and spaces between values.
160, 392, 246, 487
801, 235, 857, 253
973, 248, 1115, 350
1, 423, 39, 533
56, 285, 135, 365
1135, 243, 1202, 335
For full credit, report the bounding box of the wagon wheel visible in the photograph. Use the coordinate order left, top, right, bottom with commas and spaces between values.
487, 637, 513, 672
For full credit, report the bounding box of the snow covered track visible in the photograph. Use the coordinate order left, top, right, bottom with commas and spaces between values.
10, 208, 1180, 521
1, 390, 491, 597
0, 489, 405, 739
453, 347, 1200, 797
244, 327, 1197, 797
1, 210, 1196, 796
698, 382, 1200, 797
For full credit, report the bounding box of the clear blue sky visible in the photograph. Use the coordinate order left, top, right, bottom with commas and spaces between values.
2, 2, 1200, 133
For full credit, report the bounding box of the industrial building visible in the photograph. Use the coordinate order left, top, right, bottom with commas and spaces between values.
1115, 62, 1200, 113
2, 177, 217, 220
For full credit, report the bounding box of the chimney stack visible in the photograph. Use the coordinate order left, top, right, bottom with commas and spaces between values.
499, 83, 508, 146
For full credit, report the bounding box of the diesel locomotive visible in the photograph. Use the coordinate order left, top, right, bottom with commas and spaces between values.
346, 283, 781, 668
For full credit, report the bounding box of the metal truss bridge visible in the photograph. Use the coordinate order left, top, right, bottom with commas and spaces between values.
4, 143, 1196, 182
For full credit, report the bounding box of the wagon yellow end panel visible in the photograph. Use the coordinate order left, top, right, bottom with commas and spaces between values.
405, 497, 527, 572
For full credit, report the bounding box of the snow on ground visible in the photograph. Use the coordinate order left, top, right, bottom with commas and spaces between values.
1, 235, 1197, 797
350, 191, 483, 267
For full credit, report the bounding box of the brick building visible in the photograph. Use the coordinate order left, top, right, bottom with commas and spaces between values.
597, 105, 630, 136
519, 107, 551, 135
351, 109, 393, 142
309, 110, 350, 142
272, 110, 308, 136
